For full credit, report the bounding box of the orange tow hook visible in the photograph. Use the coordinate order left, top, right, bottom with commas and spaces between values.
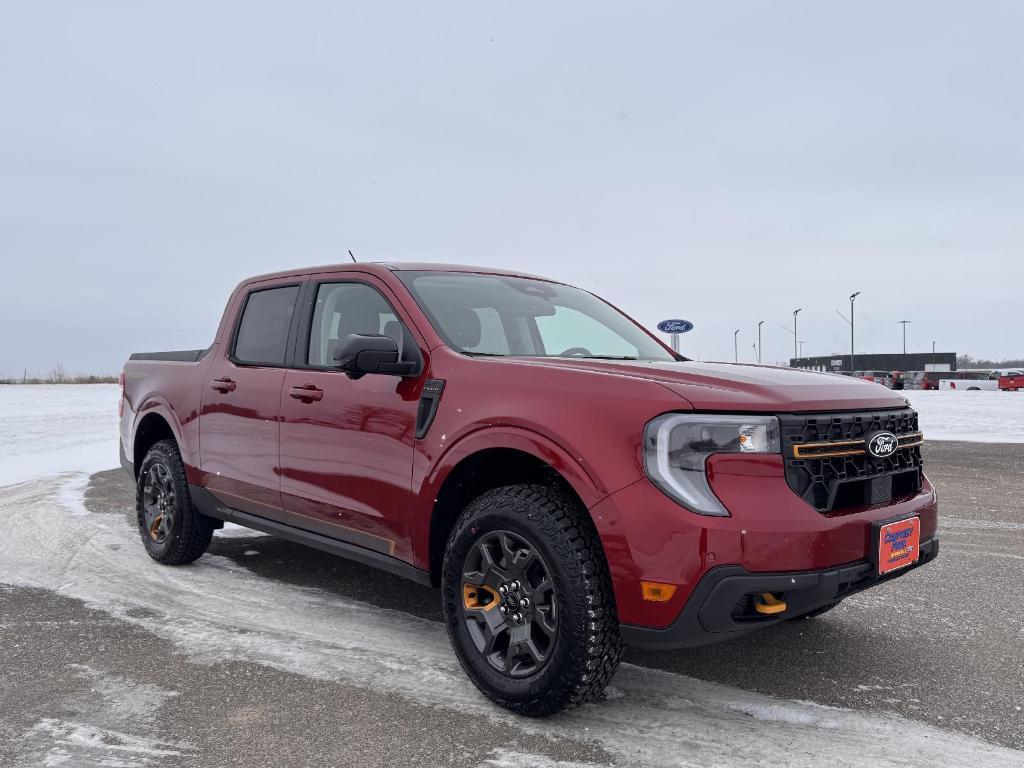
753, 593, 787, 615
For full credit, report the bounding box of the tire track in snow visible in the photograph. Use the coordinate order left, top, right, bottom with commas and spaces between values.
1, 474, 1021, 768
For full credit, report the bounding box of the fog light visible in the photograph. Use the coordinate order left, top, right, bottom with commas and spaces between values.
640, 581, 678, 602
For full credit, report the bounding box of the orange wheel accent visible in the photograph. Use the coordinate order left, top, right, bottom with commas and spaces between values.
463, 583, 501, 611
149, 514, 163, 540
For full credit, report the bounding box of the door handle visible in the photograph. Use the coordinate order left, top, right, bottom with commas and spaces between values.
289, 385, 324, 402
210, 378, 236, 393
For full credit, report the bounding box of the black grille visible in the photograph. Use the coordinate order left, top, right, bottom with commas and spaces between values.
780, 408, 922, 514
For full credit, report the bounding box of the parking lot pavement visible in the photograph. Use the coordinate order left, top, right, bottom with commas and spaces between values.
1, 442, 1021, 767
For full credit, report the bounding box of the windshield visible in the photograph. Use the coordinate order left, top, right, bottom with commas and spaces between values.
398, 271, 676, 362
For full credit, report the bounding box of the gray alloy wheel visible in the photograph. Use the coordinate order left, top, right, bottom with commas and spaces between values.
141, 461, 176, 544
461, 529, 558, 678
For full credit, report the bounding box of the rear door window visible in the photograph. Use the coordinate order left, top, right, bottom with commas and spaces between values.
233, 285, 300, 365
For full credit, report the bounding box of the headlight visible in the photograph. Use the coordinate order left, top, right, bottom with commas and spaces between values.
642, 413, 781, 516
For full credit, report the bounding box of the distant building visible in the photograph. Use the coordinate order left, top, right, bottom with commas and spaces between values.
790, 352, 957, 373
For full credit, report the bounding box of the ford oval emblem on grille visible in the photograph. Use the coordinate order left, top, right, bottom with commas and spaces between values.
867, 431, 898, 458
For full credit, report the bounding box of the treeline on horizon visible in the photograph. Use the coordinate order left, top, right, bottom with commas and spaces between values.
0, 362, 118, 385
957, 355, 1024, 369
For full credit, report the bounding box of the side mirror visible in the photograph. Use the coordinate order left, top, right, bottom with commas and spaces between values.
333, 333, 419, 379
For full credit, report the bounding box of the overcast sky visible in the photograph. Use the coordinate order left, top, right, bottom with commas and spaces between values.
2, 1, 1021, 375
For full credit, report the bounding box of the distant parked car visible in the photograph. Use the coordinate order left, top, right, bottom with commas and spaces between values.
940, 370, 1020, 391
855, 370, 894, 388
999, 372, 1024, 391
908, 371, 953, 390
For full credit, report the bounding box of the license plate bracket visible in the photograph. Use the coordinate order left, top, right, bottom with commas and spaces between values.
871, 516, 921, 575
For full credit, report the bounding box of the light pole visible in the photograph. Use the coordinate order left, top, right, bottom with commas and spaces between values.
792, 309, 802, 363
757, 320, 765, 363
849, 292, 861, 371
898, 320, 911, 354
734, 329, 740, 363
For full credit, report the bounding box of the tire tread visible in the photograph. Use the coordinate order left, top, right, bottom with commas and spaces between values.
442, 484, 623, 716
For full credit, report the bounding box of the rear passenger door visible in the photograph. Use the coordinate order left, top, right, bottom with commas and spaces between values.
200, 281, 302, 520
278, 275, 425, 563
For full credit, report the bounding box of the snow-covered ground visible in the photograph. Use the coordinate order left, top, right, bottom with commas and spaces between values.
903, 390, 1024, 443
0, 383, 120, 486
2, 474, 1022, 768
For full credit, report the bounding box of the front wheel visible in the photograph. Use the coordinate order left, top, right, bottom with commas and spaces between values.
441, 484, 623, 716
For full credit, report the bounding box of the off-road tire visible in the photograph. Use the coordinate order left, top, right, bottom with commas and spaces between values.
441, 484, 623, 716
136, 439, 213, 565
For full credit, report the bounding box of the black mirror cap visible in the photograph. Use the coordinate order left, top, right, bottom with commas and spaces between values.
333, 333, 419, 379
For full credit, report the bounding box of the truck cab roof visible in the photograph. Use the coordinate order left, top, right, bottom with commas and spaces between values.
242, 262, 551, 287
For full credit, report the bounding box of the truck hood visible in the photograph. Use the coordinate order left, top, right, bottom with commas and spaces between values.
513, 358, 910, 412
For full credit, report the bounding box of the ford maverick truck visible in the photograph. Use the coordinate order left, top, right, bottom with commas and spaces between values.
120, 263, 938, 715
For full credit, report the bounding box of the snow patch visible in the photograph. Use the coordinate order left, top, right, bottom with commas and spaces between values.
214, 522, 271, 539
479, 750, 604, 768
20, 720, 185, 767
0, 384, 120, 487
904, 390, 1024, 443
14, 662, 189, 768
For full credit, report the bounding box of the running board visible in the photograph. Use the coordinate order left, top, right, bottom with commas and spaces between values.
189, 485, 432, 587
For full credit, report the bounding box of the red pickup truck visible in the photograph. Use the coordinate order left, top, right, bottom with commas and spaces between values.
1000, 373, 1023, 391
119, 263, 938, 715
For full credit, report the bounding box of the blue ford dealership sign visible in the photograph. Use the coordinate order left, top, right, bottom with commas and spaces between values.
657, 319, 693, 334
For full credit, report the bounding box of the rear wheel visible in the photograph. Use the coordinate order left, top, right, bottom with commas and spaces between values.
136, 439, 213, 565
442, 484, 623, 716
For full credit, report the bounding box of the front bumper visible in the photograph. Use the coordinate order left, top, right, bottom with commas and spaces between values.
621, 537, 938, 650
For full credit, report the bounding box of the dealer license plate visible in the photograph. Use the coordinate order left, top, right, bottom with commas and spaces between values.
876, 517, 921, 575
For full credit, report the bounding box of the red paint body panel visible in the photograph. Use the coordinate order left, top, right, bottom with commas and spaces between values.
999, 374, 1023, 391
200, 359, 288, 518
120, 356, 214, 481
593, 456, 937, 628
277, 272, 431, 561
121, 262, 938, 632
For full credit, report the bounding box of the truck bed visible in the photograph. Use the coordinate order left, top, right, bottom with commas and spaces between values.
129, 349, 210, 362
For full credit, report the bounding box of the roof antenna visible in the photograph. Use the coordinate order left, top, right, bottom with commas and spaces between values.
348, 249, 357, 263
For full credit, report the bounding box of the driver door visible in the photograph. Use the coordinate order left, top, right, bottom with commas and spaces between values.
278, 275, 426, 563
